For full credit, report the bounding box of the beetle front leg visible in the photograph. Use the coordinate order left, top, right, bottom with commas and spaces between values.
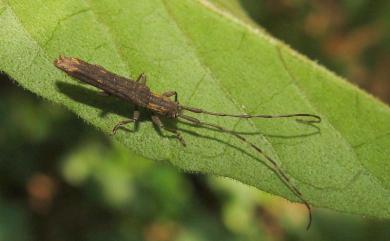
162, 91, 178, 102
151, 115, 185, 146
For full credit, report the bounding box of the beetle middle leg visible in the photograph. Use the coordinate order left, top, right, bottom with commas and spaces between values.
112, 109, 140, 134
136, 73, 147, 85
162, 91, 178, 102
151, 115, 186, 146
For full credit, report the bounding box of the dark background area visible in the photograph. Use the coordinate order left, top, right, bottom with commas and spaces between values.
240, 0, 390, 103
0, 1, 389, 240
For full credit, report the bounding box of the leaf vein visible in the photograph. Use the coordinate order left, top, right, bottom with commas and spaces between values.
276, 45, 388, 191
160, 0, 296, 196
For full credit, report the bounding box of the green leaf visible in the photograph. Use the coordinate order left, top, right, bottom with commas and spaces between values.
1, 0, 389, 219
204, 0, 262, 28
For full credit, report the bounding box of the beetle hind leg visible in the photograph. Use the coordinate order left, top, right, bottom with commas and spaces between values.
112, 109, 140, 135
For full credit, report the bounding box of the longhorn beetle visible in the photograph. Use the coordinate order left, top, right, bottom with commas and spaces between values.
54, 56, 321, 229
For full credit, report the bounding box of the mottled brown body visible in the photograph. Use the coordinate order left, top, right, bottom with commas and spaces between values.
54, 56, 321, 229
54, 56, 180, 118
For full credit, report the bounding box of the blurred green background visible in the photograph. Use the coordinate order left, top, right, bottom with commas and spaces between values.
1, 1, 389, 240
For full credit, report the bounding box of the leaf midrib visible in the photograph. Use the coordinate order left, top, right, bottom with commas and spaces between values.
166, 0, 389, 194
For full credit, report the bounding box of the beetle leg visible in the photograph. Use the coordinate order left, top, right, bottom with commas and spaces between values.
136, 73, 147, 85
151, 115, 186, 146
112, 109, 140, 135
162, 91, 178, 102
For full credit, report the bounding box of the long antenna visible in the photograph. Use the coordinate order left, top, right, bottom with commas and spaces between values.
181, 106, 321, 124
179, 114, 312, 230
